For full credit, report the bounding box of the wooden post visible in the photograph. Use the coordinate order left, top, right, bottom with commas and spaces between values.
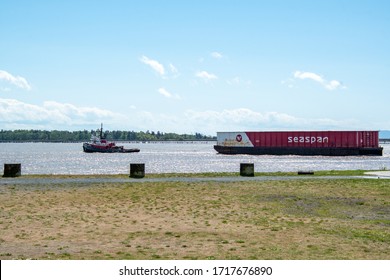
298, 170, 314, 175
3, 163, 21, 177
130, 163, 145, 178
240, 163, 254, 177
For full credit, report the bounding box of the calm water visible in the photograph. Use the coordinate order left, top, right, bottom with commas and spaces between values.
1, 142, 389, 175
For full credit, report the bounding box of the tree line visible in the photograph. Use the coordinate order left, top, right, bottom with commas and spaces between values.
0, 129, 216, 142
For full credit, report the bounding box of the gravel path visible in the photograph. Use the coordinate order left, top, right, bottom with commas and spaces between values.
364, 171, 390, 177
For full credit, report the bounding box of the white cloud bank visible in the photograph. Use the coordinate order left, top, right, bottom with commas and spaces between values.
1, 98, 363, 134
0, 98, 126, 129
184, 108, 354, 132
0, 70, 32, 91
292, 71, 346, 90
130, 108, 361, 134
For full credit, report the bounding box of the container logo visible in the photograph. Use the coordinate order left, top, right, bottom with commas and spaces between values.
288, 136, 329, 144
236, 134, 243, 142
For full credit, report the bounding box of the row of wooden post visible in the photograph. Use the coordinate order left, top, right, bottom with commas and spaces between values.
2, 163, 260, 178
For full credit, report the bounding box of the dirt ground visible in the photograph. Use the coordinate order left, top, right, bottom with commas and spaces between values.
0, 178, 389, 259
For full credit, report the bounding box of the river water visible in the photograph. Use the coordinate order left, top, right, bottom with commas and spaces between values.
0, 142, 389, 175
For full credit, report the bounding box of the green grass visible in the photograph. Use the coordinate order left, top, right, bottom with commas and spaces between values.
20, 169, 370, 179
1, 175, 389, 260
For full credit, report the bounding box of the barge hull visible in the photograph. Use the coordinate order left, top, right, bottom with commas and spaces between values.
214, 145, 383, 156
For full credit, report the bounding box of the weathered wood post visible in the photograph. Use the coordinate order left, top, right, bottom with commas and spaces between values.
3, 163, 21, 177
240, 163, 254, 177
298, 170, 314, 175
130, 163, 145, 178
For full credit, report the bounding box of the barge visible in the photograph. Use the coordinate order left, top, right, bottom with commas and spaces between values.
214, 131, 383, 156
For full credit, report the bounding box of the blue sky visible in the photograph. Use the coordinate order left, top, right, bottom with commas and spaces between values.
1, 0, 389, 135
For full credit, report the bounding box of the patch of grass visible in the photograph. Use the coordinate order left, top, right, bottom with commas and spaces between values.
21, 169, 371, 179
1, 176, 389, 260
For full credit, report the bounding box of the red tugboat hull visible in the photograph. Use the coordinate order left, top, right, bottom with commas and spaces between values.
82, 124, 140, 153
83, 143, 140, 153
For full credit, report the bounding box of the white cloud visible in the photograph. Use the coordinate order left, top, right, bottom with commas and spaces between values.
0, 98, 48, 123
168, 63, 180, 79
0, 98, 362, 134
292, 71, 346, 90
325, 80, 343, 90
169, 63, 178, 74
43, 101, 118, 120
228, 77, 242, 85
126, 107, 359, 135
227, 76, 252, 86
0, 70, 32, 90
139, 56, 165, 76
185, 108, 299, 130
196, 71, 218, 81
0, 87, 11, 92
211, 52, 223, 59
0, 98, 126, 129
184, 108, 360, 133
294, 71, 324, 83
139, 56, 180, 79
157, 87, 181, 99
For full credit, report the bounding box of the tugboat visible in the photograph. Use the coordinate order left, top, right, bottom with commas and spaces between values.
83, 124, 140, 153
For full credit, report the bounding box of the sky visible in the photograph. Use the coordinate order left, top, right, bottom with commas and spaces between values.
1, 0, 389, 135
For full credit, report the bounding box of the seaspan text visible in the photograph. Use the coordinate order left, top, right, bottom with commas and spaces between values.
288, 136, 329, 144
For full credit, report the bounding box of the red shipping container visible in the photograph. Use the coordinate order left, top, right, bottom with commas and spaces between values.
215, 131, 382, 156
230, 131, 380, 148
